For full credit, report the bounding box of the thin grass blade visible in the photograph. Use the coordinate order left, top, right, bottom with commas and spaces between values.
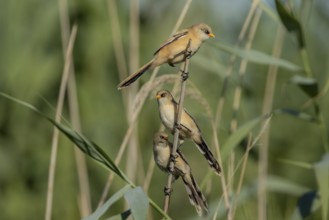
214, 42, 302, 72
83, 185, 131, 220
221, 116, 263, 160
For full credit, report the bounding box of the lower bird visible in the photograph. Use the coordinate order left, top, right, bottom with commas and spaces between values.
117, 23, 215, 89
156, 89, 221, 175
153, 131, 208, 216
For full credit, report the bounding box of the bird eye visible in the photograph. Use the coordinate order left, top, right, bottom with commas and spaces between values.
204, 29, 210, 35
161, 93, 166, 98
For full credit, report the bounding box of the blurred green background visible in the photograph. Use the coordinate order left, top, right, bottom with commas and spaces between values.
0, 0, 329, 219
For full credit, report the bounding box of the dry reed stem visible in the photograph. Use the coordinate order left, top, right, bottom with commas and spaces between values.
212, 1, 260, 218
98, 74, 180, 207
163, 52, 190, 213
212, 114, 272, 219
68, 75, 92, 217
108, 0, 128, 80
57, 0, 91, 216
226, 6, 262, 220
45, 24, 78, 220
143, 77, 212, 194
232, 114, 272, 178
258, 26, 285, 220
232, 133, 253, 217
125, 0, 140, 184
98, 0, 192, 206
142, 74, 182, 193
214, 0, 260, 128
143, 155, 156, 192
98, 0, 130, 207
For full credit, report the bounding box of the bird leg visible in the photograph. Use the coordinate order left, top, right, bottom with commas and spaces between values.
179, 38, 191, 81
184, 39, 192, 58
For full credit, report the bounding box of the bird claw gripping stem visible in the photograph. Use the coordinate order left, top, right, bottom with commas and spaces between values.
174, 121, 182, 130
184, 49, 193, 59
164, 186, 173, 196
181, 70, 189, 81
170, 153, 178, 163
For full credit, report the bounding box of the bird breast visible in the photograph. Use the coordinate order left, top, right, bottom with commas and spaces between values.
154, 146, 171, 171
160, 104, 175, 131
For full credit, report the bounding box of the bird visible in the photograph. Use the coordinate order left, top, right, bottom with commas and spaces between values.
117, 23, 215, 89
153, 131, 208, 216
155, 89, 221, 175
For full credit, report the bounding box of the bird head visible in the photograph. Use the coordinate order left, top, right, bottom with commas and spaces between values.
155, 90, 174, 105
192, 23, 215, 41
154, 131, 169, 146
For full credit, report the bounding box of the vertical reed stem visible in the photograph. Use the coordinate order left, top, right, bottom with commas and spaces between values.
163, 41, 191, 213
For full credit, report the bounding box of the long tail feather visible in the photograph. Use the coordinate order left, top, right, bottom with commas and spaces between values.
197, 137, 221, 175
117, 59, 154, 89
182, 174, 208, 216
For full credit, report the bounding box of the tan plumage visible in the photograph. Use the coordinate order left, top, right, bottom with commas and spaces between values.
117, 23, 215, 89
156, 90, 221, 175
153, 132, 208, 216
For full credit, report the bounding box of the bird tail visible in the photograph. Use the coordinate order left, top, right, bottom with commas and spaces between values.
117, 59, 154, 89
182, 173, 208, 217
197, 137, 221, 175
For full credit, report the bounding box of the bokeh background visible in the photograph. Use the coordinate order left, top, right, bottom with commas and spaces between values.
1, 0, 329, 219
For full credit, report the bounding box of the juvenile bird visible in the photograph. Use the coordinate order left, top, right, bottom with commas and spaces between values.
153, 131, 208, 216
117, 23, 215, 89
156, 89, 221, 175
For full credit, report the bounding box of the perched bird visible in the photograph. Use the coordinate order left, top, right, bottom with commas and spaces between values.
117, 23, 215, 89
153, 131, 208, 216
156, 90, 221, 175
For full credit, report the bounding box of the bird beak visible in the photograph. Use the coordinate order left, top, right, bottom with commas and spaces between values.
208, 33, 215, 38
156, 95, 161, 100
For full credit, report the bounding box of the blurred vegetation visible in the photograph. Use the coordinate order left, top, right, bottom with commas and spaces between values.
0, 0, 329, 219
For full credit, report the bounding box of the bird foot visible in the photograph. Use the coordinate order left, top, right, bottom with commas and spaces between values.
181, 71, 189, 81
175, 122, 182, 130
184, 49, 193, 59
164, 186, 173, 196
170, 153, 178, 162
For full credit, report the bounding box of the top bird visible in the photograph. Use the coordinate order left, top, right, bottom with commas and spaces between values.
117, 23, 215, 89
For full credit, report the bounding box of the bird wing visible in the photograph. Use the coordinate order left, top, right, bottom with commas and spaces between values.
153, 30, 189, 55
173, 154, 189, 177
177, 149, 189, 166
181, 108, 201, 132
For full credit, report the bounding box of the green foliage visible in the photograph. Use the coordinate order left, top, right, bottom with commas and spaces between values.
221, 115, 266, 160
84, 186, 148, 220
124, 187, 149, 220
275, 0, 305, 48
0, 92, 168, 219
289, 75, 319, 98
279, 154, 329, 219
314, 154, 329, 220
1, 0, 329, 219
215, 42, 303, 72
84, 185, 131, 220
